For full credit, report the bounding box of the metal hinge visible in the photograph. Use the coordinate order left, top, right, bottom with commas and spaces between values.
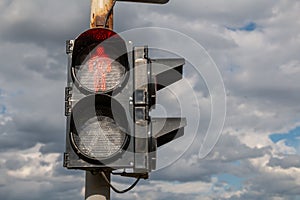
134, 93, 151, 123
134, 89, 147, 106
66, 40, 74, 54
63, 153, 70, 168
65, 87, 72, 116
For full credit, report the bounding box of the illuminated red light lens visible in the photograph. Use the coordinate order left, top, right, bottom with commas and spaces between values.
72, 28, 128, 94
75, 46, 125, 93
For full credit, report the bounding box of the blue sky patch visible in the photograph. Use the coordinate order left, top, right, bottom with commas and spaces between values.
215, 173, 244, 190
0, 105, 6, 115
227, 22, 257, 32
270, 127, 300, 150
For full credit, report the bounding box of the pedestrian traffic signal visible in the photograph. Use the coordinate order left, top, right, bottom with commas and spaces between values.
64, 28, 186, 177
64, 28, 134, 170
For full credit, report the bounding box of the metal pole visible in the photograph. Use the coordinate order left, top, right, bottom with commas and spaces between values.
90, 0, 114, 29
85, 171, 111, 200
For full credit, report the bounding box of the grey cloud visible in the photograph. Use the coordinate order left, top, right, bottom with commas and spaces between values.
0, 0, 89, 47
150, 133, 270, 182
0, 179, 84, 200
23, 51, 66, 81
114, 192, 206, 200
0, 40, 66, 153
268, 155, 300, 169
3, 159, 24, 171
115, 0, 277, 32
40, 143, 65, 155
0, 112, 65, 152
0, 151, 84, 200
1, 0, 300, 200
246, 172, 300, 197
53, 161, 84, 177
210, 133, 271, 162
114, 3, 152, 32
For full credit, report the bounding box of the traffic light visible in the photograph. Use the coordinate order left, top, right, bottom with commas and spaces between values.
64, 28, 186, 177
64, 28, 135, 170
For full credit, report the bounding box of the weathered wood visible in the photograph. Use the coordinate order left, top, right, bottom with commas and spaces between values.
90, 0, 114, 29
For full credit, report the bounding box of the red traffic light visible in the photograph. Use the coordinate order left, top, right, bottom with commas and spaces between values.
71, 28, 129, 94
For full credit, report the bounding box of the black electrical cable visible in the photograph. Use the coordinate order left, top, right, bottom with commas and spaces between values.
100, 171, 141, 194
104, 0, 117, 28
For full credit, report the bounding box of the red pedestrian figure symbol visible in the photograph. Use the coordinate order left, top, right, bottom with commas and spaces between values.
87, 46, 112, 92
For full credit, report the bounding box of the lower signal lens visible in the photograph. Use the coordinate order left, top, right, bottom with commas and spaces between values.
72, 115, 127, 160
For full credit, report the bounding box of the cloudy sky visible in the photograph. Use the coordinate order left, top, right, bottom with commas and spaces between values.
1, 0, 300, 199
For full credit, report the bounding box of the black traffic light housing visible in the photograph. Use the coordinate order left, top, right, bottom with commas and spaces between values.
64, 28, 186, 177
64, 28, 135, 171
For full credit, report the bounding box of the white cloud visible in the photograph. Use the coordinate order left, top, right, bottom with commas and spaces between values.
1, 0, 300, 199
280, 60, 300, 75
5, 143, 59, 179
0, 144, 85, 200
0, 116, 12, 126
